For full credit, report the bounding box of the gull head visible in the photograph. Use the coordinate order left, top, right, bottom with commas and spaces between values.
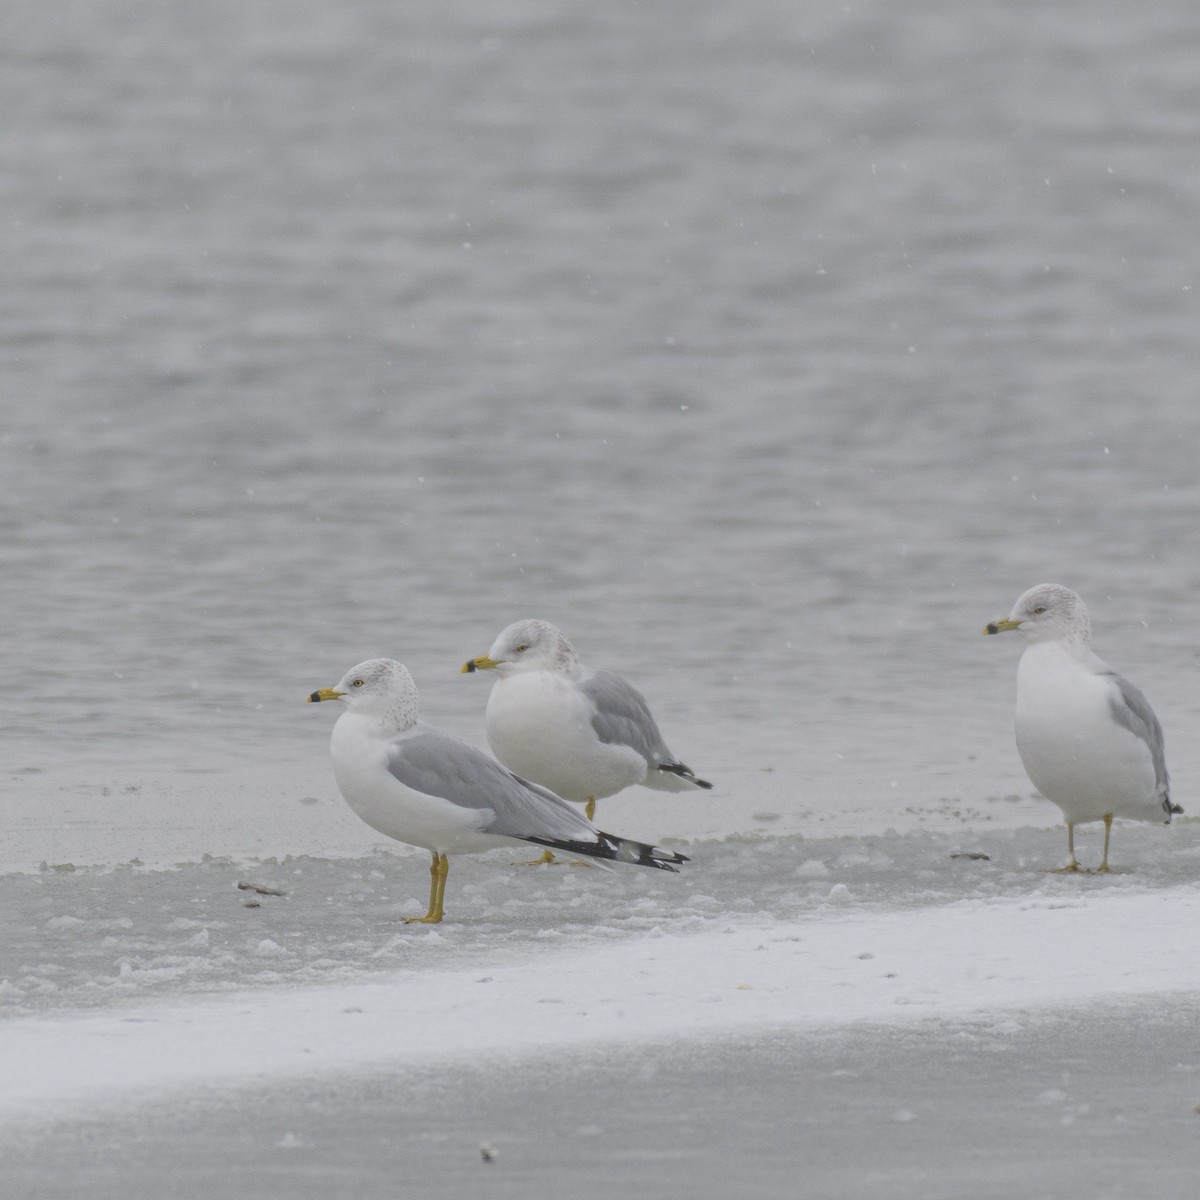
308, 658, 419, 726
461, 619, 580, 677
984, 583, 1091, 644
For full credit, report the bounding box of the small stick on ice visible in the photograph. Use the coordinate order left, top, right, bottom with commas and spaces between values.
237, 881, 288, 896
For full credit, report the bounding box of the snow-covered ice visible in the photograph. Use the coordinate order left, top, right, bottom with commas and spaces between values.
7, 763, 1200, 1195
6, 874, 1200, 1117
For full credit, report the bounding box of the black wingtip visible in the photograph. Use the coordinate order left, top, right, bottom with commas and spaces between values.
523, 834, 689, 873
659, 762, 712, 789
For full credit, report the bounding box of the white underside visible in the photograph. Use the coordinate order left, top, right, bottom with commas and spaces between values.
485, 671, 648, 802
330, 713, 515, 856
1014, 642, 1160, 827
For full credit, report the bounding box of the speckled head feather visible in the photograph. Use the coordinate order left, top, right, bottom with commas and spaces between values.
1003, 583, 1092, 645
485, 619, 582, 677
330, 658, 419, 730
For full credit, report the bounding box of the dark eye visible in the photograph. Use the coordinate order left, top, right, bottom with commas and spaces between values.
352, 679, 365, 687
516, 644, 529, 653
1033, 607, 1046, 615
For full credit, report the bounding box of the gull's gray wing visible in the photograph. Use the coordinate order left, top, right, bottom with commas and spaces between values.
579, 670, 675, 767
580, 670, 712, 786
1101, 671, 1173, 817
385, 727, 594, 841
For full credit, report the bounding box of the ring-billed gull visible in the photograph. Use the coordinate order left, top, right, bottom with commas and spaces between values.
984, 583, 1180, 872
308, 658, 688, 923
461, 619, 712, 830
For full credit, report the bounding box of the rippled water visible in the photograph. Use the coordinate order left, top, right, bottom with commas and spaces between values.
4, 0, 1200, 829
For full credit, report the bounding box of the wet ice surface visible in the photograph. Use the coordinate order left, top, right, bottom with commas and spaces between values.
5, 999, 1200, 1200
5, 817, 1200, 1199
5, 820, 1198, 1017
2, 960, 1200, 1200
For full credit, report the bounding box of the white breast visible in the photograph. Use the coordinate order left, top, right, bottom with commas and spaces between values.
1014, 642, 1158, 825
329, 714, 511, 856
484, 670, 647, 801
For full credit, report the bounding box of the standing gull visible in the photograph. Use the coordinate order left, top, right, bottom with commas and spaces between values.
308, 659, 688, 923
984, 583, 1180, 872
462, 619, 712, 831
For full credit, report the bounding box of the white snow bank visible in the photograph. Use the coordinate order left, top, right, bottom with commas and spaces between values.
3, 884, 1199, 1120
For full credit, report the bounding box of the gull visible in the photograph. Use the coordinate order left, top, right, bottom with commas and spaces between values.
985, 583, 1180, 872
307, 658, 688, 923
461, 618, 712, 837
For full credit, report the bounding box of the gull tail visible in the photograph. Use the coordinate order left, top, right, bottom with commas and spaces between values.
522, 832, 689, 873
1161, 783, 1182, 821
650, 761, 713, 791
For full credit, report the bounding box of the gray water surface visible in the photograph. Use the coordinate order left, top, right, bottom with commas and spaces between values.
5, 0, 1200, 803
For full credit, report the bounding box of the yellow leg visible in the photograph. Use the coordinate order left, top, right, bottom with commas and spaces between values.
518, 843, 596, 868
520, 848, 559, 866
1051, 824, 1082, 873
1096, 814, 1114, 873
404, 852, 448, 923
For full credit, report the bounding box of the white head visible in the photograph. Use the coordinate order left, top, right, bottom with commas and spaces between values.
308, 658, 419, 729
461, 619, 581, 678
984, 583, 1092, 645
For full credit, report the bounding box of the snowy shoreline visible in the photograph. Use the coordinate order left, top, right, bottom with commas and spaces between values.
5, 882, 1200, 1122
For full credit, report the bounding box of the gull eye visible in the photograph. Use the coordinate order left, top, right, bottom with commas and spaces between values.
515, 644, 529, 653
1033, 606, 1046, 615
352, 679, 365, 687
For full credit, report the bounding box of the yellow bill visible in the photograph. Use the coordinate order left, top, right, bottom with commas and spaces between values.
461, 656, 500, 674
983, 617, 1022, 635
